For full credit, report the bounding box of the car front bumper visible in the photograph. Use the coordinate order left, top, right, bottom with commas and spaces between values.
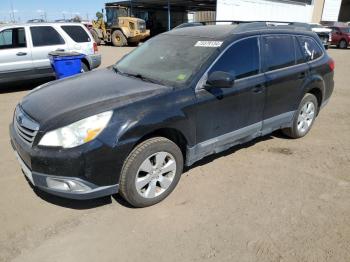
10, 123, 120, 200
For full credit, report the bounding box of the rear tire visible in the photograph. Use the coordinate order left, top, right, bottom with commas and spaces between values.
111, 30, 127, 47
282, 93, 318, 139
91, 30, 101, 46
119, 137, 183, 208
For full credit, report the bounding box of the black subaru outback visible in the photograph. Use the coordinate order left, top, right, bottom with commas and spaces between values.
10, 22, 334, 207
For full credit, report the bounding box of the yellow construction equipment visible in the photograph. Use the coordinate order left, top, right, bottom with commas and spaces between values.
91, 5, 150, 47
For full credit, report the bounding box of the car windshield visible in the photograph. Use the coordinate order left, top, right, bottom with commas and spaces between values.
114, 35, 220, 87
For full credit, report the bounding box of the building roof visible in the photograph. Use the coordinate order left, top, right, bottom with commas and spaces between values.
106, 0, 216, 11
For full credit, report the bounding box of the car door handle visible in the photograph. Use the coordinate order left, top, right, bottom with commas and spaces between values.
55, 49, 65, 52
16, 52, 27, 56
298, 72, 306, 79
252, 84, 264, 94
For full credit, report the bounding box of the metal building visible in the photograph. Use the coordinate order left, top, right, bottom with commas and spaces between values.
108, 0, 350, 33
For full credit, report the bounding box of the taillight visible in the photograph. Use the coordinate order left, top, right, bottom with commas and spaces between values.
93, 42, 98, 53
328, 58, 335, 71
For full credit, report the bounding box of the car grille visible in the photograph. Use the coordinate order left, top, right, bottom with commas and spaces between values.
13, 106, 39, 146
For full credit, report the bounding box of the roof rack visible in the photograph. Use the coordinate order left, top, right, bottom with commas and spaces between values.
196, 20, 310, 32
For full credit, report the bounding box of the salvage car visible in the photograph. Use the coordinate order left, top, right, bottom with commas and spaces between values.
10, 22, 334, 207
329, 26, 350, 49
0, 22, 100, 86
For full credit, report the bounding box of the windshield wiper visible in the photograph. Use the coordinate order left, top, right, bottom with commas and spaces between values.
123, 72, 160, 84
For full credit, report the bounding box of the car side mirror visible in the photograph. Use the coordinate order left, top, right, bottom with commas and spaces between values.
205, 71, 235, 89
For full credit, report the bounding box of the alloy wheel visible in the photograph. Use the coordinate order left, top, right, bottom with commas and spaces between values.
135, 151, 177, 199
297, 101, 315, 134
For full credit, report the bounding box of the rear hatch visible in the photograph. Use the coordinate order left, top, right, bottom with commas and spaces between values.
60, 24, 96, 55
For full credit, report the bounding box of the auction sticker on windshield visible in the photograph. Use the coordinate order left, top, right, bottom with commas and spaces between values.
195, 41, 223, 47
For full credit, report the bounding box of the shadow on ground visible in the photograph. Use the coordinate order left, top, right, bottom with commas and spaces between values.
0, 78, 54, 94
28, 130, 287, 209
185, 131, 285, 171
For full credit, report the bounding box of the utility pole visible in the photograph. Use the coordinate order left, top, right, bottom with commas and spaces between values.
130, 0, 133, 17
167, 0, 171, 31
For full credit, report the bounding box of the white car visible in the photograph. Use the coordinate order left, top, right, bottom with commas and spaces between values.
0, 22, 101, 86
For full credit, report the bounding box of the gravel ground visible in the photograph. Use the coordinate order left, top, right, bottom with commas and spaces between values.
0, 46, 349, 262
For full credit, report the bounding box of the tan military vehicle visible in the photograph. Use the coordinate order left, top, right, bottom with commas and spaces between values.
91, 5, 150, 47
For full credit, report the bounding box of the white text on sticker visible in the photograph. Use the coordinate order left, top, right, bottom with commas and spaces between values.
195, 41, 223, 48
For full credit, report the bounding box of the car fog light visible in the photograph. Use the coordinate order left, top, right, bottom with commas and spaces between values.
46, 177, 91, 192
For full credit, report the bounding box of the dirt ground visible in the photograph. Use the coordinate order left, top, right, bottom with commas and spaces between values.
0, 46, 349, 262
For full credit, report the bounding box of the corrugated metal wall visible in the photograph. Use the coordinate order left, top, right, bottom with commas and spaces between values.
194, 11, 216, 22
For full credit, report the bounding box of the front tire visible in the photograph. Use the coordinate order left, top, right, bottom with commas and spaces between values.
111, 30, 127, 47
119, 137, 183, 208
282, 93, 318, 139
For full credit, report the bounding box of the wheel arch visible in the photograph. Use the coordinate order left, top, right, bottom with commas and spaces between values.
307, 87, 323, 110
81, 57, 90, 70
302, 75, 326, 111
132, 128, 189, 161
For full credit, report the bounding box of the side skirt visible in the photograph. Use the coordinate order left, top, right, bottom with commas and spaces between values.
185, 111, 295, 166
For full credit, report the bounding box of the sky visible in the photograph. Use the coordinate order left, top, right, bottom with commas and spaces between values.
0, 0, 128, 22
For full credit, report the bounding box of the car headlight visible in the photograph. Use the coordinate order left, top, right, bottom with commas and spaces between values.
39, 111, 113, 148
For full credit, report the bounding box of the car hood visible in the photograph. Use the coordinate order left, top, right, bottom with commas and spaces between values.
20, 68, 171, 130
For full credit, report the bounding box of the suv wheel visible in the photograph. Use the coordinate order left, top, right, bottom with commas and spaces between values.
119, 137, 183, 207
282, 93, 318, 139
111, 30, 127, 47
339, 39, 348, 49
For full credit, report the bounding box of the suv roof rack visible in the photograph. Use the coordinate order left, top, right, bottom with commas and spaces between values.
197, 20, 310, 32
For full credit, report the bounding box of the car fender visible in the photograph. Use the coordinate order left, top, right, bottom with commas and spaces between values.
299, 73, 325, 105
101, 89, 196, 153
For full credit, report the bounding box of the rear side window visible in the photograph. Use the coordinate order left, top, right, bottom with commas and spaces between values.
209, 37, 260, 79
294, 37, 306, 64
0, 28, 26, 49
263, 35, 295, 71
30, 26, 65, 47
61, 25, 91, 43
298, 36, 323, 61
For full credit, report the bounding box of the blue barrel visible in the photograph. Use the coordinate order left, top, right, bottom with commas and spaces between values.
48, 51, 85, 79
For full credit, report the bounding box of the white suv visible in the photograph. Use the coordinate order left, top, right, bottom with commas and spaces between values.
0, 22, 101, 86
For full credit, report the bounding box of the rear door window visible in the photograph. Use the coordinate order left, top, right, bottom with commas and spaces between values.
61, 25, 91, 43
263, 35, 295, 71
30, 26, 65, 47
294, 37, 306, 64
0, 27, 26, 49
297, 36, 323, 61
209, 37, 260, 79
